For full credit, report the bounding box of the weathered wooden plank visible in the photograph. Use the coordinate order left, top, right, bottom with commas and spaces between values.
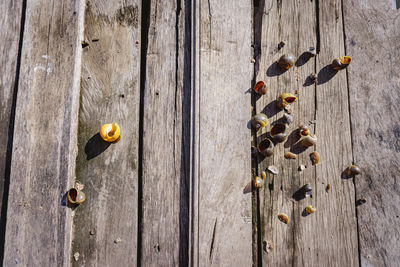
71, 1, 141, 266
314, 0, 359, 265
3, 0, 85, 266
343, 0, 400, 265
256, 0, 358, 265
190, 0, 253, 265
254, 1, 317, 265
0, 0, 23, 254
140, 0, 190, 265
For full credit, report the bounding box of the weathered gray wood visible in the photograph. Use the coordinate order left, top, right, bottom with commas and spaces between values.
0, 0, 23, 248
255, 0, 358, 265
140, 0, 190, 265
314, 0, 359, 265
3, 1, 84, 266
343, 0, 400, 265
71, 1, 141, 266
190, 0, 253, 265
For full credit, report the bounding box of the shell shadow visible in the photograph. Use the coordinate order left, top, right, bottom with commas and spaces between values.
301, 209, 310, 217
341, 169, 353, 179
292, 188, 307, 201
266, 62, 287, 77
60, 191, 78, 210
85, 133, 111, 160
317, 64, 338, 85
243, 182, 252, 194
261, 100, 281, 119
295, 52, 313, 67
289, 141, 308, 155
303, 75, 316, 87
284, 129, 300, 148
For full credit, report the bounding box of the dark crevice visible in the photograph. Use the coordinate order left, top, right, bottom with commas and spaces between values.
0, 0, 27, 264
315, 0, 320, 53
137, 0, 151, 266
178, 0, 192, 266
208, 218, 217, 262
252, 1, 265, 266
340, 1, 361, 266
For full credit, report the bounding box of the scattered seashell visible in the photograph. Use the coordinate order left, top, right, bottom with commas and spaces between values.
284, 105, 293, 114
332, 56, 351, 70
347, 165, 361, 176
254, 176, 264, 188
305, 205, 317, 214
300, 134, 317, 147
326, 184, 331, 192
277, 54, 295, 70
74, 252, 80, 261
90, 228, 96, 235
268, 165, 279, 175
277, 93, 298, 110
283, 113, 293, 125
306, 47, 317, 56
356, 198, 367, 206
310, 151, 320, 165
278, 41, 286, 49
309, 73, 317, 83
258, 138, 274, 157
75, 181, 85, 191
251, 58, 256, 63
261, 171, 267, 180
114, 238, 122, 244
299, 165, 306, 171
270, 123, 288, 143
251, 113, 269, 130
284, 152, 297, 160
263, 240, 274, 253
67, 188, 86, 204
299, 125, 310, 137
301, 184, 312, 197
254, 81, 268, 95
100, 122, 121, 142
278, 213, 289, 224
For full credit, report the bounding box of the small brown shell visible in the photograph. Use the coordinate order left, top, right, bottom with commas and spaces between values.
278, 213, 289, 224
277, 54, 295, 70
268, 165, 279, 174
270, 123, 288, 143
326, 184, 331, 192
299, 134, 317, 147
251, 113, 269, 130
261, 171, 267, 180
254, 81, 268, 95
258, 138, 274, 157
254, 176, 264, 188
299, 125, 310, 137
347, 165, 361, 176
67, 188, 86, 204
305, 205, 316, 214
332, 56, 352, 70
284, 152, 297, 160
310, 151, 320, 165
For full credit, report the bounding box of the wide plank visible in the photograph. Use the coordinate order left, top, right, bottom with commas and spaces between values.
254, 0, 318, 265
190, 0, 253, 265
71, 1, 141, 266
343, 0, 400, 265
3, 1, 84, 266
0, 0, 23, 257
140, 0, 190, 265
256, 0, 358, 265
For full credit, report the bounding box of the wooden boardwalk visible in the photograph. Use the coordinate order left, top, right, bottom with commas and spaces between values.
0, 0, 398, 266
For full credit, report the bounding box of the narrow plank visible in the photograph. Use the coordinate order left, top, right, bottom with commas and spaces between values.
343, 0, 400, 265
0, 0, 23, 249
3, 1, 85, 266
71, 1, 141, 266
191, 0, 253, 265
140, 0, 190, 265
255, 1, 317, 265
314, 0, 358, 265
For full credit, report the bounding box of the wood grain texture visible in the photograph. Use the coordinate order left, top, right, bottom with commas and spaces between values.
343, 0, 400, 265
255, 0, 358, 265
254, 1, 318, 265
2, 0, 84, 266
140, 0, 191, 265
0, 0, 23, 241
190, 0, 253, 265
71, 1, 141, 266
314, 0, 359, 265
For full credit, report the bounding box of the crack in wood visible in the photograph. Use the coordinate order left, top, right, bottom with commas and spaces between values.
209, 218, 217, 262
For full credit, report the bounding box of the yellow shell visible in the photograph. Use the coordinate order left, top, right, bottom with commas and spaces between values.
332, 56, 352, 70
278, 213, 289, 224
254, 176, 264, 188
305, 205, 316, 214
100, 122, 121, 142
277, 93, 298, 109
